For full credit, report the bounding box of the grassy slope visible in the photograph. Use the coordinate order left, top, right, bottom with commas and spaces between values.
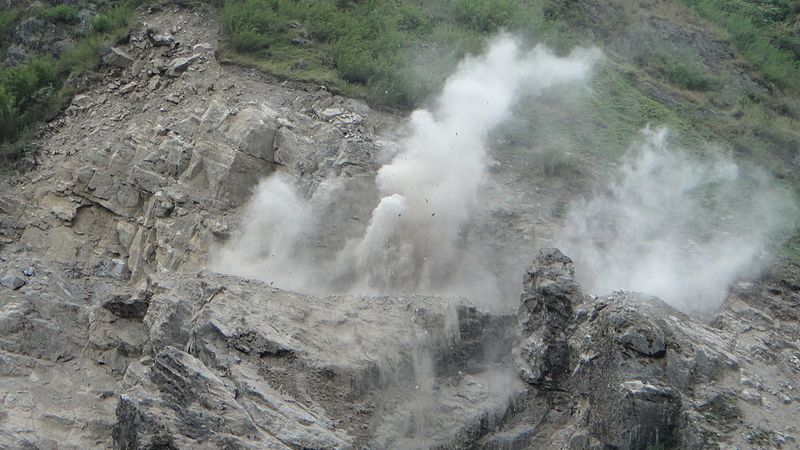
214, 0, 579, 109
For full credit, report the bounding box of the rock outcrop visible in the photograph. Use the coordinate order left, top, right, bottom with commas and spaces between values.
503, 249, 798, 449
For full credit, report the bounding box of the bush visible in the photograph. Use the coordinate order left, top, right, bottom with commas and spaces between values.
45, 4, 79, 24
229, 26, 270, 52
91, 14, 113, 33
662, 61, 714, 91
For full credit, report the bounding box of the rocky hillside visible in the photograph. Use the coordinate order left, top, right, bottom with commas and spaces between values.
0, 2, 799, 450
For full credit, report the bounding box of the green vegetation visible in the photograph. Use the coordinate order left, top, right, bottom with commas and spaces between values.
91, 14, 114, 33
44, 4, 79, 24
215, 0, 572, 109
0, 0, 143, 164
681, 0, 800, 92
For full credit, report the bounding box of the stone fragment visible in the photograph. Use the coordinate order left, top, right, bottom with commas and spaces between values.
147, 75, 162, 91
102, 47, 134, 68
193, 42, 213, 52
71, 94, 94, 110
199, 99, 230, 129
148, 32, 174, 47
1, 270, 26, 289
119, 81, 137, 95
166, 54, 200, 77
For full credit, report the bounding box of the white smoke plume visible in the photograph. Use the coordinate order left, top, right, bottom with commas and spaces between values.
213, 36, 600, 299
560, 127, 797, 314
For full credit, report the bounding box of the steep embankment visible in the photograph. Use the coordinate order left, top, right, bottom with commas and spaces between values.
0, 3, 799, 450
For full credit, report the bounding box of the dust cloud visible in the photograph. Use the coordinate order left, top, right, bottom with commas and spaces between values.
212, 35, 600, 300
559, 127, 798, 313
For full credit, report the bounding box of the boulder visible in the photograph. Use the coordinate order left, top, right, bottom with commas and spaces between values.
0, 270, 25, 289
221, 105, 279, 161
101, 47, 134, 68
512, 249, 740, 449
3, 44, 27, 66
183, 141, 274, 208
514, 248, 583, 385
166, 54, 201, 77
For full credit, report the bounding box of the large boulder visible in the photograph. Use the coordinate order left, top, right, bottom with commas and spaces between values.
221, 105, 279, 161
514, 248, 583, 385
513, 248, 740, 450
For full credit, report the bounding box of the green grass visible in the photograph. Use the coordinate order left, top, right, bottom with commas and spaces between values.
680, 0, 800, 92
215, 0, 572, 110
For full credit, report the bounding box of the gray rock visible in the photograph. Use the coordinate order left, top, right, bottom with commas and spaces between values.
101, 47, 134, 68
199, 99, 230, 129
514, 248, 583, 385
3, 44, 27, 66
115, 346, 290, 449
1, 270, 26, 289
147, 75, 162, 91
221, 105, 278, 161
101, 290, 151, 319
118, 81, 137, 95
166, 54, 201, 77
147, 30, 175, 47
71, 94, 94, 110
193, 42, 214, 52
617, 323, 667, 357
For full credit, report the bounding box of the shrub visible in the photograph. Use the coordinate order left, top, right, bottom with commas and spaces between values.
91, 14, 113, 33
229, 26, 270, 52
662, 61, 714, 91
45, 4, 79, 24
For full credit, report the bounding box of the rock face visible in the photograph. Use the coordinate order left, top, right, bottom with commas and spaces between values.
1, 4, 799, 450
515, 248, 582, 384
507, 249, 755, 449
